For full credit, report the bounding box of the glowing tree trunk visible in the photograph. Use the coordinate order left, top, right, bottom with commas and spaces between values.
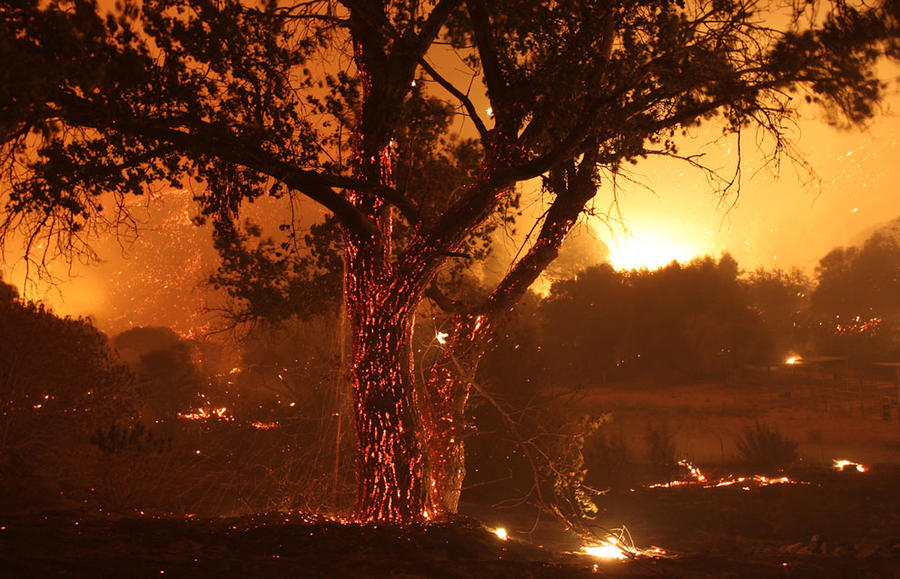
343, 137, 429, 521
422, 156, 601, 517
343, 133, 430, 521
422, 313, 491, 516
345, 290, 426, 522
342, 24, 436, 521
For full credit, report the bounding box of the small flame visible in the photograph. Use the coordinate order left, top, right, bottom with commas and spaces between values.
785, 356, 800, 365
436, 331, 449, 345
493, 527, 508, 541
649, 459, 807, 489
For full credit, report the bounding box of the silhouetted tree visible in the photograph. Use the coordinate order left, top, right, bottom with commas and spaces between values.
0, 290, 135, 501
2, 0, 898, 522
810, 218, 900, 361
112, 327, 205, 418
1, 298, 134, 418
541, 264, 629, 386
742, 267, 811, 360
0, 274, 18, 304
541, 255, 768, 382
627, 255, 765, 377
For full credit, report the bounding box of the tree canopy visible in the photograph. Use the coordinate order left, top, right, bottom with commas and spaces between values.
3, 0, 897, 269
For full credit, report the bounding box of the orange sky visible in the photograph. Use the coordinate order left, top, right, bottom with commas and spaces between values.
584, 96, 900, 273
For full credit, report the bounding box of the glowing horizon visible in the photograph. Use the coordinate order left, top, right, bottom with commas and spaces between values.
604, 230, 705, 271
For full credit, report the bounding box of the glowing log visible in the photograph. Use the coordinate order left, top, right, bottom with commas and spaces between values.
833, 459, 867, 472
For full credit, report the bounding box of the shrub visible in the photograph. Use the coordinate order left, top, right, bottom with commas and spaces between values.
736, 421, 799, 469
645, 422, 677, 481
582, 422, 632, 491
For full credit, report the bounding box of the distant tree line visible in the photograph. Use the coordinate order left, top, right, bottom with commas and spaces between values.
479, 218, 900, 393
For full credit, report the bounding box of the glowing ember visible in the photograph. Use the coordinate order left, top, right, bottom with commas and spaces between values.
712, 475, 793, 488
680, 459, 707, 483
493, 527, 508, 541
578, 528, 667, 561
250, 421, 279, 430
435, 331, 449, 345
178, 407, 231, 421
785, 356, 801, 365
833, 459, 867, 472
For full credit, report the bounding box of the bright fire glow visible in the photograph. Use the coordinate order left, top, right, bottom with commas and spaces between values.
606, 231, 701, 271
785, 356, 800, 365
833, 459, 867, 472
583, 539, 628, 560
435, 331, 449, 345
493, 527, 508, 541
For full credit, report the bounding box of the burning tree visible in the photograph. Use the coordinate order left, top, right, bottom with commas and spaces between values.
1, 0, 898, 523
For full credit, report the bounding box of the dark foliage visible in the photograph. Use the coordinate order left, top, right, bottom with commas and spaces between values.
809, 217, 900, 363
112, 326, 205, 419
538, 255, 770, 383
90, 419, 170, 455
0, 282, 137, 507
743, 268, 811, 361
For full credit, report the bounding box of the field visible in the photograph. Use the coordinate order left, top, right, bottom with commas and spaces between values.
570, 367, 900, 466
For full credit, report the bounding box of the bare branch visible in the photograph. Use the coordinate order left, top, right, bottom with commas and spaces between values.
46, 100, 384, 238
417, 57, 490, 140
484, 147, 600, 316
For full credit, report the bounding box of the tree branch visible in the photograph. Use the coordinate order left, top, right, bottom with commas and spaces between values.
51, 100, 383, 238
465, 0, 508, 124
408, 0, 461, 58
484, 147, 600, 316
424, 282, 466, 314
418, 57, 490, 140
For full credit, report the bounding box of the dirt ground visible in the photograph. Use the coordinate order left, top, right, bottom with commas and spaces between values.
2, 472, 898, 579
